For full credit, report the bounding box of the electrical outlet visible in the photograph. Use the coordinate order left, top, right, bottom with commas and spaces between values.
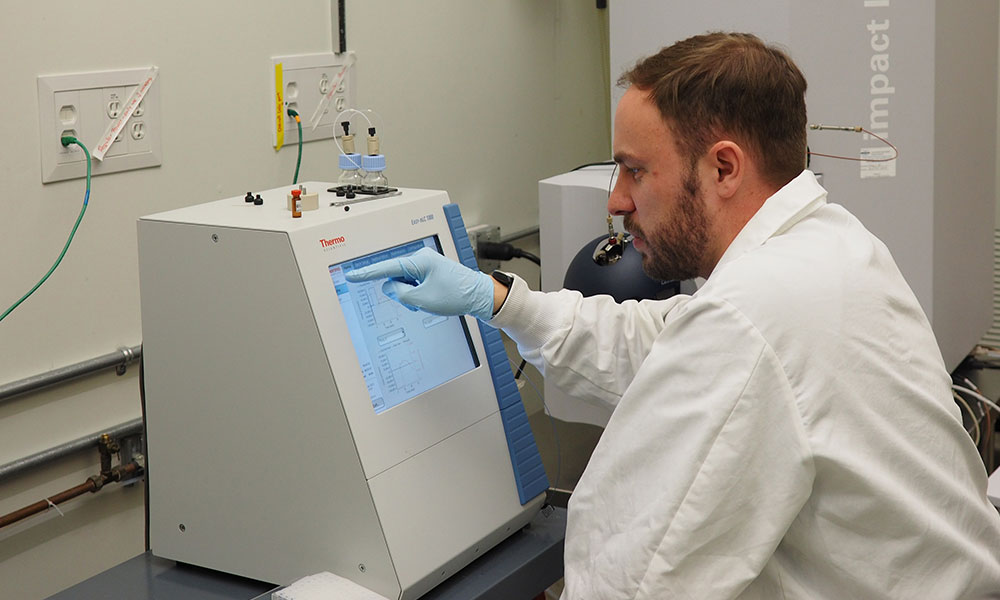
271, 52, 356, 147
54, 90, 82, 165
126, 84, 152, 155
37, 67, 162, 183
468, 224, 502, 273
102, 86, 128, 158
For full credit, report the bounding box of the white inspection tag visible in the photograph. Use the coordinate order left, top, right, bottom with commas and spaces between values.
859, 146, 896, 179
309, 54, 356, 131
93, 66, 159, 161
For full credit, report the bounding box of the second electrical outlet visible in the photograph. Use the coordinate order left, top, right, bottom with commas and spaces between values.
272, 52, 356, 147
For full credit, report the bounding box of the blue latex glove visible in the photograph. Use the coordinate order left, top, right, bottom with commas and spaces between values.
344, 247, 496, 321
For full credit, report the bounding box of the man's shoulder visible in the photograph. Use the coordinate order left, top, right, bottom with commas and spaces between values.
707, 203, 885, 303
696, 208, 900, 346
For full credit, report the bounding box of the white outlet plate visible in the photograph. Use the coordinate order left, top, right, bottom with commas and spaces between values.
37, 67, 162, 183
271, 52, 356, 148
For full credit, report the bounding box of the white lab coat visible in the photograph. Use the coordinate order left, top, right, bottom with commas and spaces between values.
489, 171, 1000, 599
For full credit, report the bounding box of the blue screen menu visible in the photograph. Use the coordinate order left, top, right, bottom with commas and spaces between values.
329, 236, 480, 415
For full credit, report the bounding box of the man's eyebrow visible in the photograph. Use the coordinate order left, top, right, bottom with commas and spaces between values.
613, 152, 638, 165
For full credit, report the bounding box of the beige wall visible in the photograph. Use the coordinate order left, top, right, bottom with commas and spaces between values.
0, 2, 610, 596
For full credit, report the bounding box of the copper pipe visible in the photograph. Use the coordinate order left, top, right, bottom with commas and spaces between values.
0, 462, 140, 529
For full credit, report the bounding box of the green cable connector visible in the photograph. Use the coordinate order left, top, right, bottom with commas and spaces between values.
287, 108, 303, 185
0, 137, 92, 323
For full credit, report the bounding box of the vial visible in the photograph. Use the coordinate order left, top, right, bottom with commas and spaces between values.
291, 189, 302, 218
361, 154, 388, 193
338, 153, 363, 191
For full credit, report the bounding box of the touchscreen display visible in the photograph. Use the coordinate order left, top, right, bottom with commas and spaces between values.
329, 236, 480, 414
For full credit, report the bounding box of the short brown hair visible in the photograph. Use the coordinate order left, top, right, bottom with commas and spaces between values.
619, 32, 808, 187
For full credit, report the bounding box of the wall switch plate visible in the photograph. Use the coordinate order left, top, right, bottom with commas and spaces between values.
37, 67, 162, 184
272, 52, 356, 147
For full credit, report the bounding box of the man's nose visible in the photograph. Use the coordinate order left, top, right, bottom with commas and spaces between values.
608, 173, 634, 216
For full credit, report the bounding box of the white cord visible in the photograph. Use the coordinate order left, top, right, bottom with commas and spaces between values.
960, 378, 995, 418
953, 384, 1000, 415
332, 109, 384, 141
953, 390, 981, 445
961, 377, 982, 392
333, 108, 373, 130
509, 357, 563, 490
333, 108, 374, 170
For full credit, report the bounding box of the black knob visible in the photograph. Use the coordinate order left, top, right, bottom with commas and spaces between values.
345, 191, 356, 199
253, 194, 263, 205
245, 192, 254, 203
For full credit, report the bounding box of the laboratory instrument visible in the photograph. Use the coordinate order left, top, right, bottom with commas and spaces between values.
137, 184, 548, 600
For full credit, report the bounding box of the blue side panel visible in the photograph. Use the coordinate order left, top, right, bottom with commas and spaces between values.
442, 203, 549, 505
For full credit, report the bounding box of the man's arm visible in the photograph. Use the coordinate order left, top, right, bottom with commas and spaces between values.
346, 248, 691, 407
490, 273, 690, 407
491, 276, 510, 316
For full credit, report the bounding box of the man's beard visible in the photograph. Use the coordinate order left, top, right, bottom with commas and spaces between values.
624, 169, 710, 282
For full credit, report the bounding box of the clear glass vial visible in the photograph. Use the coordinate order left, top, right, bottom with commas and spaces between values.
338, 153, 362, 189
361, 154, 388, 192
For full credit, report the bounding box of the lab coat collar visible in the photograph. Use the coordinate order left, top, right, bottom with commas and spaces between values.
710, 170, 828, 278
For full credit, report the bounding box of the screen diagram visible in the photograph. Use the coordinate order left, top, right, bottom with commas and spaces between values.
330, 236, 480, 414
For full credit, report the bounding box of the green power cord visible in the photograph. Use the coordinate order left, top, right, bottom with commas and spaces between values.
0, 136, 91, 323
287, 108, 303, 184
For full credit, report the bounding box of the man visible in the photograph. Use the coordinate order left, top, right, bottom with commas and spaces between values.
348, 33, 1000, 598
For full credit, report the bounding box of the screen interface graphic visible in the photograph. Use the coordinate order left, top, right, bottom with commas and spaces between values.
330, 236, 480, 414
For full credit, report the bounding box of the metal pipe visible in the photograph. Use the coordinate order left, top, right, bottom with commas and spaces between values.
0, 344, 141, 405
0, 418, 143, 483
0, 461, 141, 529
0, 478, 97, 528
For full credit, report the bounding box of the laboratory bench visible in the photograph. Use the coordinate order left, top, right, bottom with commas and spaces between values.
46, 505, 566, 600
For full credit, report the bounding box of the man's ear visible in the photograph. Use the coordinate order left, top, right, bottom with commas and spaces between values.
704, 140, 744, 199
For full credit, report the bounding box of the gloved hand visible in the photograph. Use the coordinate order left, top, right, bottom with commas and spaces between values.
345, 247, 497, 321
